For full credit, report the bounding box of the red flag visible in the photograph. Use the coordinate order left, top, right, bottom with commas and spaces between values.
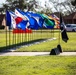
15, 17, 23, 24
13, 28, 32, 33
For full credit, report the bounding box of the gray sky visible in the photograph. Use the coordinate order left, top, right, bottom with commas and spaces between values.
0, 0, 6, 4
0, 0, 6, 7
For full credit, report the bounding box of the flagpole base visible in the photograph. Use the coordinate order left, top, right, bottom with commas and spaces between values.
57, 44, 63, 53
50, 44, 63, 55
50, 48, 60, 55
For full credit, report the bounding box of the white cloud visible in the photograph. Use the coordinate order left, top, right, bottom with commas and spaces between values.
0, 0, 6, 4
0, 0, 6, 7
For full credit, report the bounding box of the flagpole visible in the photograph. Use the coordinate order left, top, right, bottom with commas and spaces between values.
22, 32, 24, 45
21, 30, 22, 44
12, 29, 14, 47
6, 26, 8, 51
15, 30, 16, 48
25, 30, 26, 43
9, 26, 11, 49
58, 19, 60, 45
58, 0, 61, 45
57, 0, 63, 53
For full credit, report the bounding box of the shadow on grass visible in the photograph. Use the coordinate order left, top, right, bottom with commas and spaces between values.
0, 39, 46, 52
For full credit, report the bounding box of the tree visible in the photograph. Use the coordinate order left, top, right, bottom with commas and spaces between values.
49, 0, 76, 15
1, 0, 26, 12
71, 0, 76, 6
71, 0, 76, 11
0, 0, 39, 13
25, 0, 38, 11
1, 0, 75, 15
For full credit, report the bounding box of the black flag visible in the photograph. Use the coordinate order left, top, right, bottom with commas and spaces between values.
60, 13, 69, 42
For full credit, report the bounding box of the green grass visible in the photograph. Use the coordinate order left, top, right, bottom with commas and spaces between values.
0, 56, 76, 75
0, 30, 76, 52
0, 30, 76, 75
16, 32, 76, 52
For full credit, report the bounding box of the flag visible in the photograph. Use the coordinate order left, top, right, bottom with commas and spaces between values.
6, 11, 11, 27
41, 14, 55, 29
9, 11, 28, 30
15, 9, 39, 30
27, 16, 39, 30
47, 15, 60, 28
15, 8, 29, 30
9, 11, 17, 29
51, 14, 59, 20
25, 12, 44, 28
16, 20, 28, 30
60, 13, 69, 42
15, 16, 23, 24
13, 28, 32, 33
15, 8, 27, 20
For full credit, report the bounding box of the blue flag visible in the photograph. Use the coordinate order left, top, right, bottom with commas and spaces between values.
6, 11, 11, 27
24, 13, 39, 29
15, 8, 39, 30
16, 20, 28, 30
25, 11, 44, 28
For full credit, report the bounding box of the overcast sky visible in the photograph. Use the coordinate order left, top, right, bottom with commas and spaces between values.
0, 0, 6, 4
0, 0, 6, 7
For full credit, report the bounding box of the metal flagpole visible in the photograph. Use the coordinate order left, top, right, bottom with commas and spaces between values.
15, 30, 16, 48
9, 26, 11, 49
41, 28, 42, 39
17, 29, 19, 45
58, 0, 61, 45
6, 26, 8, 50
57, 0, 63, 53
13, 29, 14, 47
25, 31, 26, 43
21, 30, 22, 45
20, 30, 21, 45
22, 32, 24, 45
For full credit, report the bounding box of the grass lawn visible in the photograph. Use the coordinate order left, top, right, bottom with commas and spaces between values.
0, 30, 76, 52
16, 32, 76, 52
0, 56, 76, 75
0, 30, 76, 75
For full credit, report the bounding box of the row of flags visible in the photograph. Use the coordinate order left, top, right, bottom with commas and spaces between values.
6, 8, 60, 30
6, 8, 69, 42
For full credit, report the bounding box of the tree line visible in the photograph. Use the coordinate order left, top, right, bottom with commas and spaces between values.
0, 0, 76, 15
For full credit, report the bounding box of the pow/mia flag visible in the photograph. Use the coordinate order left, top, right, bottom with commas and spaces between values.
60, 13, 69, 43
